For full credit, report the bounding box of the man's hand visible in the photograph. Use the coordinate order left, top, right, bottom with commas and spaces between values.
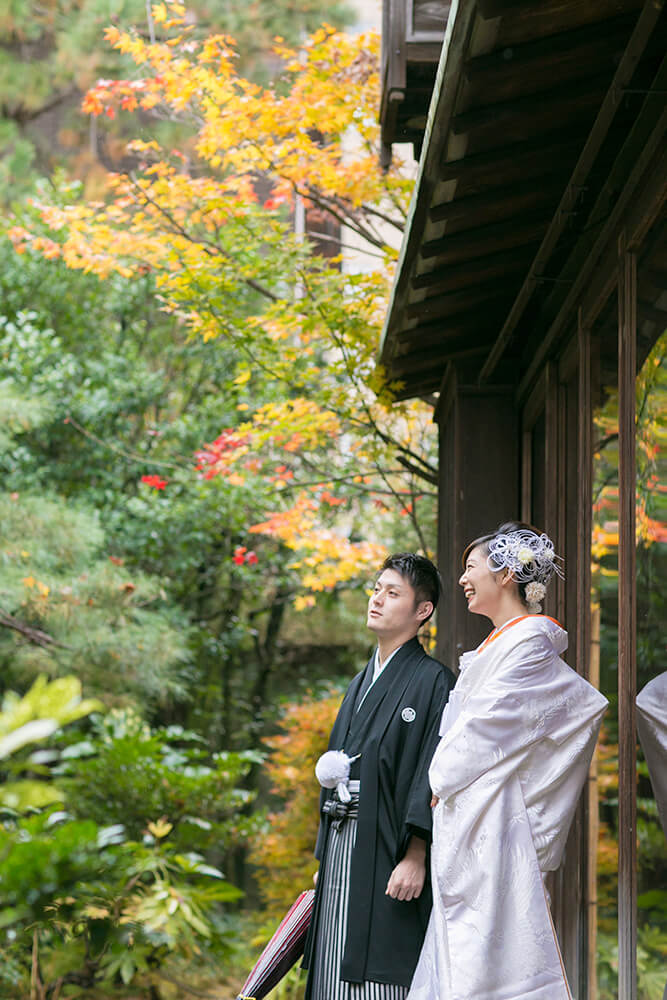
385, 835, 426, 901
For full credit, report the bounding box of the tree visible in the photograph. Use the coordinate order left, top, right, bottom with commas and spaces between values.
0, 236, 371, 752
12, 15, 438, 586
0, 0, 352, 200
248, 691, 341, 920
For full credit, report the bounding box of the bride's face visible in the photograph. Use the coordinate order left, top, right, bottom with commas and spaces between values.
458, 545, 504, 618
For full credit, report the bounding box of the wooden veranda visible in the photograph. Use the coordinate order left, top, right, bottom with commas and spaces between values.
378, 0, 666, 996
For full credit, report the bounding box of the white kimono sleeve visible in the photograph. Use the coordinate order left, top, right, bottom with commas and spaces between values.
430, 632, 606, 808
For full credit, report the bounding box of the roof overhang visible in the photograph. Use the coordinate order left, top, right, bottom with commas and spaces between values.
379, 0, 667, 402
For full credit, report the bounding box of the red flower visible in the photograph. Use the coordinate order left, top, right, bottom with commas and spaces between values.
141, 474, 168, 490
233, 546, 247, 565
246, 551, 258, 565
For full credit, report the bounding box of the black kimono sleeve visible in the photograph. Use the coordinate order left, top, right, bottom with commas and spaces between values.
399, 663, 455, 856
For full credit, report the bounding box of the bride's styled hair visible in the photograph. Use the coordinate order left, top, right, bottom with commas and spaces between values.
462, 521, 563, 613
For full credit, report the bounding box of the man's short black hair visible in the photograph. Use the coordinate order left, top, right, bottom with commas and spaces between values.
379, 552, 442, 614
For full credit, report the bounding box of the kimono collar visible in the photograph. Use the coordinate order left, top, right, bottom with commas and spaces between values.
459, 614, 568, 671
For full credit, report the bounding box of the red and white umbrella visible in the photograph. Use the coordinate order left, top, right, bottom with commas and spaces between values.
236, 889, 315, 1000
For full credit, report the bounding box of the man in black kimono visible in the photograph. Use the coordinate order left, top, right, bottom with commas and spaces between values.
303, 553, 455, 999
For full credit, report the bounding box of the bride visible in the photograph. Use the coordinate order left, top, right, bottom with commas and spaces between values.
408, 522, 608, 1000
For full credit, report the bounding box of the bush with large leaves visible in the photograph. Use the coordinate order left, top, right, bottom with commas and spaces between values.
0, 684, 260, 998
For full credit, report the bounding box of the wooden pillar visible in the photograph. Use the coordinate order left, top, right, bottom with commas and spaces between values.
434, 365, 519, 668
588, 605, 601, 1000
617, 241, 637, 1000
576, 312, 595, 1000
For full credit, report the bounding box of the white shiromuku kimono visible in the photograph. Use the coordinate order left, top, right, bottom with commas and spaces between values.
636, 672, 667, 837
408, 615, 608, 1000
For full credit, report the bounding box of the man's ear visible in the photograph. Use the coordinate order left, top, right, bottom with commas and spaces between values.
417, 601, 433, 622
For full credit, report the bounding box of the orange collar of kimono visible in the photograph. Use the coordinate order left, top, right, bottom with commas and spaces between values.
477, 614, 563, 655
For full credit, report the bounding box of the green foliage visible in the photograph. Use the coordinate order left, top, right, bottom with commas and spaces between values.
0, 220, 367, 763
593, 337, 667, 976
597, 924, 667, 1000
0, 490, 193, 708
59, 708, 262, 847
0, 674, 100, 811
0, 698, 258, 996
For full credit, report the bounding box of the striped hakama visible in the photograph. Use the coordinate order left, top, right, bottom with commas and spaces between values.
309, 783, 409, 1000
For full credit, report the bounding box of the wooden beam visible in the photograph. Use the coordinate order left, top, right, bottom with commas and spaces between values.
485, 0, 642, 44
476, 0, 564, 18
405, 41, 446, 62
465, 12, 635, 85
429, 174, 565, 224
406, 283, 513, 321
396, 314, 496, 347
617, 242, 637, 1000
517, 125, 667, 400
527, 52, 667, 350
480, 0, 666, 385
437, 133, 585, 187
451, 72, 610, 135
378, 0, 480, 369
412, 245, 536, 291
391, 342, 492, 376
421, 215, 546, 261
391, 372, 446, 399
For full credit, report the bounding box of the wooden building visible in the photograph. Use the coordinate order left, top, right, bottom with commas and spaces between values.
378, 0, 666, 996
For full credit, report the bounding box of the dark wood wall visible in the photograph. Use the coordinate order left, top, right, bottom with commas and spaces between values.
434, 368, 519, 667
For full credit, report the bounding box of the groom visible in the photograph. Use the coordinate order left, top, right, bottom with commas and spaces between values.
302, 553, 455, 999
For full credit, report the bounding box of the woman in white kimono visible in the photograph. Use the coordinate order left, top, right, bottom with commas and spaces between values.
408, 522, 608, 1000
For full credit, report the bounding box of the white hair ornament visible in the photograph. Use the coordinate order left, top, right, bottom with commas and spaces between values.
524, 581, 547, 613
487, 529, 564, 591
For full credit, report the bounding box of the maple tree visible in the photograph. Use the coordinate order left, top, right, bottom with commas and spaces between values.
0, 0, 352, 200
11, 7, 439, 605
249, 691, 341, 919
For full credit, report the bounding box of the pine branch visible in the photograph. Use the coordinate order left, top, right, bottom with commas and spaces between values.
0, 610, 69, 649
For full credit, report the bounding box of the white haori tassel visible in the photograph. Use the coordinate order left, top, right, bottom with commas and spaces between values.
315, 749, 360, 803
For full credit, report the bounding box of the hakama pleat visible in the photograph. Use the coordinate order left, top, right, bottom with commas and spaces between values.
309, 814, 408, 1000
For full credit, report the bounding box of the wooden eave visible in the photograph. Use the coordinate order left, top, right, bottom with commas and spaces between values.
379, 0, 667, 402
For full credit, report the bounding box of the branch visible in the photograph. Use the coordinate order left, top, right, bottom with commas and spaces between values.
0, 609, 70, 649
318, 187, 405, 234
2, 87, 79, 126
63, 414, 184, 470
305, 228, 388, 260
126, 175, 279, 303
594, 432, 618, 453
395, 453, 438, 486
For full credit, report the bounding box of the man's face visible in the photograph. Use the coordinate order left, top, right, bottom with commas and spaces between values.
366, 568, 430, 639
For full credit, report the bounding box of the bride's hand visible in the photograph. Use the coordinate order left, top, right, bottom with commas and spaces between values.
430, 795, 439, 808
